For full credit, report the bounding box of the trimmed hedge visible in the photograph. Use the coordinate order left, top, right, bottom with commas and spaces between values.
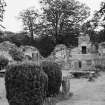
5, 61, 48, 105
0, 56, 9, 70
41, 61, 62, 97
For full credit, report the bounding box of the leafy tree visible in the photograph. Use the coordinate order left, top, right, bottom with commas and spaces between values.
35, 35, 55, 57
88, 2, 105, 31
40, 0, 90, 43
19, 7, 39, 39
0, 0, 6, 29
93, 2, 105, 43
2, 31, 32, 46
98, 2, 105, 15
18, 0, 91, 57
97, 2, 105, 29
85, 2, 105, 43
19, 0, 90, 45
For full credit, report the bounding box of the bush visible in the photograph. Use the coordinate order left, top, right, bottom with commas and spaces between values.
41, 61, 62, 97
95, 65, 104, 71
5, 61, 48, 105
0, 56, 9, 70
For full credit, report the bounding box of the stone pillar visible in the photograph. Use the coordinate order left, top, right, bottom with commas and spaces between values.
61, 70, 70, 97
62, 76, 70, 97
32, 52, 40, 65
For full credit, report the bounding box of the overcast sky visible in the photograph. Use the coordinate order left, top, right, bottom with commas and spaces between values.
2, 0, 104, 32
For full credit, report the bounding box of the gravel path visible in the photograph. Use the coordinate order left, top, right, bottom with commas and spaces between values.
57, 72, 105, 105
0, 77, 9, 105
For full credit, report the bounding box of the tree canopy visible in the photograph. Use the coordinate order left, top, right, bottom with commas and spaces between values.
40, 0, 90, 42
18, 0, 91, 57
19, 7, 40, 39
19, 0, 90, 45
82, 1, 105, 44
0, 0, 6, 29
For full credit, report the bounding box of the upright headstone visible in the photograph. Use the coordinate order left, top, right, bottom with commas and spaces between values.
32, 52, 40, 65
62, 76, 70, 96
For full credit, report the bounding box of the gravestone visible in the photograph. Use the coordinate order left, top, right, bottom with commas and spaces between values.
32, 52, 41, 65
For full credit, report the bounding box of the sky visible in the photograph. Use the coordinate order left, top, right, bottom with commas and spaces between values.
2, 0, 104, 32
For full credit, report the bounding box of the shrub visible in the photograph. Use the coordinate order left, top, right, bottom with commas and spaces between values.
95, 65, 104, 71
9, 48, 24, 62
41, 61, 62, 97
0, 56, 9, 70
5, 61, 48, 105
